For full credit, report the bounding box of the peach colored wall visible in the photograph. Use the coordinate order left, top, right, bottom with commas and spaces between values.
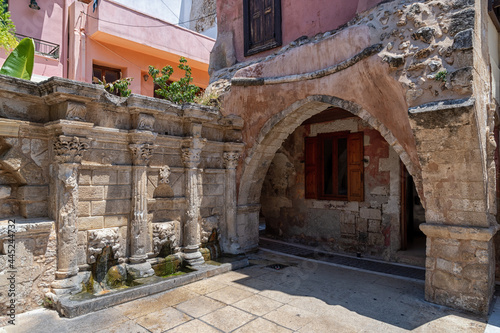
85, 38, 210, 95
0, 0, 71, 78
87, 1, 214, 65
1, 0, 212, 94
216, 0, 385, 63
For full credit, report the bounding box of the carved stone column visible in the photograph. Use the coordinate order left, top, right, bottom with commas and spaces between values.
223, 151, 241, 254
128, 144, 155, 277
182, 138, 206, 266
129, 143, 153, 262
51, 136, 88, 294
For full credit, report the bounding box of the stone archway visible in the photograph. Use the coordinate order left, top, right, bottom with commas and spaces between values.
234, 95, 423, 253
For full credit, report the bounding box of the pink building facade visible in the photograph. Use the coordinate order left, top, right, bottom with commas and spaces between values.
2, 0, 215, 95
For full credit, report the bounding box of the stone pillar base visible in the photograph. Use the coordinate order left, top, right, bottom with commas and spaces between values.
420, 223, 499, 315
51, 271, 89, 296
126, 262, 154, 279
129, 254, 148, 265
183, 245, 205, 266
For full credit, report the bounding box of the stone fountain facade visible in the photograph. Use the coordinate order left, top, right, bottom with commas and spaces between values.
0, 77, 243, 314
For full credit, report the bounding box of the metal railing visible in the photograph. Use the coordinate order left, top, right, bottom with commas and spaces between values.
14, 33, 60, 59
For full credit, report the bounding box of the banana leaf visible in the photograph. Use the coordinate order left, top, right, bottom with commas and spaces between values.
0, 38, 35, 80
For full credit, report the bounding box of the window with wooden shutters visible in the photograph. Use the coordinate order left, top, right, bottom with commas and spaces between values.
243, 0, 282, 56
304, 132, 364, 201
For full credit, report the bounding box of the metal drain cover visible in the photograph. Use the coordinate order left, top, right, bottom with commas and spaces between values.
266, 263, 289, 270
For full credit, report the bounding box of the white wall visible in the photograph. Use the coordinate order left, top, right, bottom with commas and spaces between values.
111, 0, 215, 37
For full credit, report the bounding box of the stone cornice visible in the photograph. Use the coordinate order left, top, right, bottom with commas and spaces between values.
231, 43, 383, 86
420, 223, 499, 241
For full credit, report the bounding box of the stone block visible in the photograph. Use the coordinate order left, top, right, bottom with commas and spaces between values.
104, 215, 129, 228
201, 195, 224, 208
340, 223, 355, 235
127, 262, 154, 279
430, 242, 459, 261
92, 170, 117, 185
368, 220, 380, 233
436, 258, 462, 274
18, 186, 48, 200
79, 170, 92, 185
92, 199, 131, 215
462, 263, 489, 280
203, 172, 225, 184
77, 231, 87, 245
117, 170, 131, 185
79, 186, 104, 200
0, 185, 11, 199
360, 208, 381, 220
104, 185, 131, 199
368, 233, 384, 246
432, 270, 471, 293
203, 184, 224, 196
20, 201, 48, 218
345, 201, 359, 212
77, 245, 87, 266
77, 216, 104, 230
78, 201, 91, 217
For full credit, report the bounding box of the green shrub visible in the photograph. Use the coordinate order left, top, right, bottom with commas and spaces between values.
93, 76, 133, 97
148, 57, 200, 104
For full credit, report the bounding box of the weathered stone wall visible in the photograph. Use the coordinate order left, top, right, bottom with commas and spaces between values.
189, 0, 217, 34
0, 219, 56, 314
207, 0, 499, 315
0, 76, 243, 314
261, 118, 401, 259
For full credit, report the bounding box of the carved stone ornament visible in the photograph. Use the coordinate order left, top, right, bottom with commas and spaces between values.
201, 215, 220, 244
159, 165, 171, 184
181, 148, 202, 168
53, 136, 89, 163
223, 151, 240, 169
87, 227, 123, 264
66, 101, 87, 122
130, 144, 154, 165
152, 221, 180, 255
137, 113, 155, 131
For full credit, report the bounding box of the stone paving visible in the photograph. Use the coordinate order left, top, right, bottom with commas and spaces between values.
1, 250, 490, 332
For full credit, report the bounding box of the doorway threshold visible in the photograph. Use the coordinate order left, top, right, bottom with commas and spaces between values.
259, 237, 425, 282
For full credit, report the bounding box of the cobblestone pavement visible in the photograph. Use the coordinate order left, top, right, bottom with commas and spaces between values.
1, 250, 490, 332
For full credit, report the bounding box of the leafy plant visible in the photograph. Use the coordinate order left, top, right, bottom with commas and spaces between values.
0, 38, 34, 80
93, 75, 133, 97
0, 0, 18, 53
148, 57, 200, 104
435, 70, 447, 82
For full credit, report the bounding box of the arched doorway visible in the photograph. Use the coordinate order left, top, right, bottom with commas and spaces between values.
234, 95, 423, 262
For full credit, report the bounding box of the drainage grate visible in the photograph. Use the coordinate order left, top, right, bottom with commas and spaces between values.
266, 263, 289, 270
259, 238, 425, 281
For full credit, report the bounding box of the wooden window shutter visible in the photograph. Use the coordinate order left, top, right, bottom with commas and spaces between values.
305, 137, 319, 199
347, 132, 364, 202
244, 0, 282, 56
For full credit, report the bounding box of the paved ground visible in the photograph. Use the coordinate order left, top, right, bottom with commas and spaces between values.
1, 250, 492, 332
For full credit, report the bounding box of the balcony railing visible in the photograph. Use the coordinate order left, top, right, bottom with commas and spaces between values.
14, 33, 60, 59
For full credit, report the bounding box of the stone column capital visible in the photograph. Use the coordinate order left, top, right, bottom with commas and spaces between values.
53, 136, 89, 164
129, 143, 154, 166
223, 151, 240, 169
181, 138, 206, 168
182, 148, 202, 168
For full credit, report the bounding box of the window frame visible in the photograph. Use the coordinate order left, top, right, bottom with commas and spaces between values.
305, 131, 364, 202
243, 0, 282, 57
318, 131, 350, 201
92, 64, 121, 84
